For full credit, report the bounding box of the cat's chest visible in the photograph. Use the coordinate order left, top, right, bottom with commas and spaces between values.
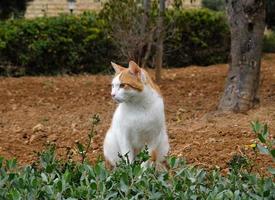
114, 103, 163, 130
117, 106, 161, 146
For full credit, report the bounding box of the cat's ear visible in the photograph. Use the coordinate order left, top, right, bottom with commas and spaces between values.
128, 61, 141, 76
111, 62, 125, 73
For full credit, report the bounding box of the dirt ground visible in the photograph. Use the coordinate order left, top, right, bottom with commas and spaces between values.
0, 54, 274, 175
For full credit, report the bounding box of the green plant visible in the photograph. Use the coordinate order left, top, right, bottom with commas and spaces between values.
228, 154, 251, 174
164, 9, 230, 67
0, 8, 232, 76
0, 146, 274, 199
0, 0, 33, 20
251, 121, 275, 175
76, 114, 100, 163
202, 0, 225, 11
263, 31, 275, 53
266, 0, 275, 29
0, 12, 115, 76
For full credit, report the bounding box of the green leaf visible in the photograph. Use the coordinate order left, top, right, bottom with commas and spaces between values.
215, 191, 226, 200
8, 189, 21, 200
263, 190, 270, 197
63, 169, 72, 183
105, 192, 118, 199
41, 173, 48, 183
6, 159, 17, 170
268, 167, 275, 175
0, 157, 4, 168
270, 149, 275, 158
55, 180, 62, 192
169, 157, 177, 168
120, 179, 129, 193
234, 190, 240, 199
257, 144, 269, 155
251, 121, 261, 133
90, 180, 97, 190
262, 124, 269, 138
258, 134, 266, 143
76, 142, 85, 154
150, 192, 162, 199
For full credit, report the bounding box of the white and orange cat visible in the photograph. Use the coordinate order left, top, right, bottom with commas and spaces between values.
103, 61, 169, 167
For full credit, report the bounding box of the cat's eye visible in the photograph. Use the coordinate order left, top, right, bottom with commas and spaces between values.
119, 83, 126, 88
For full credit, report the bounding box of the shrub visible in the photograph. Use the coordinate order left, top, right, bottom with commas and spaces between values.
0, 0, 33, 20
263, 30, 275, 53
0, 12, 115, 75
202, 0, 226, 11
100, 1, 230, 68
164, 9, 230, 67
0, 146, 274, 199
0, 8, 231, 76
266, 0, 275, 29
251, 121, 275, 175
0, 121, 274, 199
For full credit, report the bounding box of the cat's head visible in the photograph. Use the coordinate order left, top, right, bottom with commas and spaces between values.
110, 61, 147, 103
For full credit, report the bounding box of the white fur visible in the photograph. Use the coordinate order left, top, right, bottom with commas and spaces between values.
104, 73, 169, 166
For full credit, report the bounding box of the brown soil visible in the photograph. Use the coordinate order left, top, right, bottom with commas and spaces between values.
1, 54, 275, 174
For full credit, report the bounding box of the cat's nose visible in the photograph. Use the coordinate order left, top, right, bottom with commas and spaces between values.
111, 93, 115, 98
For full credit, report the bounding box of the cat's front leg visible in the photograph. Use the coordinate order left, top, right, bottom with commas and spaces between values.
119, 136, 134, 164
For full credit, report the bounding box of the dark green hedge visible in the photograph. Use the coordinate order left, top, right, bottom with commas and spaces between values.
0, 10, 230, 76
0, 12, 115, 75
201, 0, 226, 11
263, 31, 275, 53
164, 9, 230, 67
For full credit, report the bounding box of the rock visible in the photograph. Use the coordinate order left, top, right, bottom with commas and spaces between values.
22, 133, 28, 139
12, 104, 17, 111
32, 123, 44, 133
29, 132, 47, 143
48, 133, 58, 142
14, 127, 23, 133
29, 134, 38, 143
71, 123, 78, 133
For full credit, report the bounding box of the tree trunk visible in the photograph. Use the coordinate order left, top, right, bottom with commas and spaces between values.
218, 0, 266, 112
142, 0, 151, 34
141, 0, 151, 68
155, 0, 165, 83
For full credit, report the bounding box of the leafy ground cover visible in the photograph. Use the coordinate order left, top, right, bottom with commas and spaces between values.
0, 115, 274, 199
0, 145, 274, 199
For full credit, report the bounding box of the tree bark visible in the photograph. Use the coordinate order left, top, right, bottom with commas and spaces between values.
141, 0, 151, 68
155, 0, 165, 83
142, 0, 151, 34
219, 0, 266, 112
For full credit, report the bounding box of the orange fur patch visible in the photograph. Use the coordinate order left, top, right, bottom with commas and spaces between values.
141, 69, 161, 95
105, 159, 113, 170
133, 148, 141, 156
115, 68, 161, 95
112, 61, 161, 94
119, 70, 144, 92
150, 149, 158, 162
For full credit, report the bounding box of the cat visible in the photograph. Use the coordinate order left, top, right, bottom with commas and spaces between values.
103, 61, 169, 168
